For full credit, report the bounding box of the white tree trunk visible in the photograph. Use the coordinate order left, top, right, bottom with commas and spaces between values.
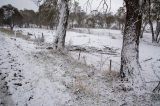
120, 0, 145, 90
54, 0, 69, 50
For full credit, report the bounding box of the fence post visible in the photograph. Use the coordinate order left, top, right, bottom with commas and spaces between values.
14, 30, 17, 40
109, 60, 112, 72
78, 50, 81, 60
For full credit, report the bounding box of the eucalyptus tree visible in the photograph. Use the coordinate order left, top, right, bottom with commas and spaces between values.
20, 9, 37, 27
38, 0, 58, 29
54, 0, 69, 50
152, 0, 160, 42
1, 4, 23, 30
0, 8, 4, 26
105, 12, 115, 28
120, 0, 146, 90
116, 7, 126, 30
141, 0, 160, 42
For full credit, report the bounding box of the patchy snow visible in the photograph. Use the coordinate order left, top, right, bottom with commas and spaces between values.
1, 27, 160, 105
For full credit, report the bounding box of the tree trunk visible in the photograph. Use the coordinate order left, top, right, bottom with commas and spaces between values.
10, 26, 13, 30
54, 0, 69, 50
155, 21, 160, 42
120, 0, 144, 89
10, 24, 14, 31
140, 22, 147, 38
148, 0, 155, 42
149, 20, 155, 42
119, 23, 121, 30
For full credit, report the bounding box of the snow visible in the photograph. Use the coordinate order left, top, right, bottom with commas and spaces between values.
14, 27, 160, 82
1, 27, 160, 105
0, 32, 72, 106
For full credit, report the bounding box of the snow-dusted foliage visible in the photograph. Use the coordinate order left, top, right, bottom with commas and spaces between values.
54, 0, 69, 50
1, 4, 16, 20
3, 9, 14, 20
1, 4, 23, 30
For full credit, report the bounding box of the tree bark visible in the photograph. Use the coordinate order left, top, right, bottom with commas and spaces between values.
54, 0, 69, 50
10, 25, 13, 30
10, 23, 14, 31
120, 0, 144, 89
155, 21, 160, 42
10, 18, 14, 31
149, 21, 155, 42
148, 0, 155, 42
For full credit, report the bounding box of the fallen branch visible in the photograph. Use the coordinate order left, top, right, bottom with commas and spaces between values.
143, 58, 153, 62
67, 45, 119, 56
153, 82, 160, 93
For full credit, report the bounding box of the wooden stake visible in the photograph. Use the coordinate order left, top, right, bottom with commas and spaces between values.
109, 60, 112, 72
78, 50, 81, 60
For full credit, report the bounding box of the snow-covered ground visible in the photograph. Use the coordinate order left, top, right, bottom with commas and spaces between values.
0, 31, 74, 106
16, 27, 160, 83
0, 28, 160, 106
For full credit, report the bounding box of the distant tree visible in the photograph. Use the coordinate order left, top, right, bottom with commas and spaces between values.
116, 7, 126, 30
147, 0, 155, 42
94, 12, 104, 28
38, 0, 58, 29
86, 17, 96, 28
104, 12, 115, 28
68, 1, 86, 28
20, 9, 37, 27
141, 0, 160, 42
140, 5, 148, 38
1, 4, 23, 30
76, 10, 86, 27
0, 8, 4, 26
152, 0, 160, 42
86, 10, 102, 28
69, 12, 76, 28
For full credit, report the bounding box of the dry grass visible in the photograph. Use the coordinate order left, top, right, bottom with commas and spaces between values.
0, 28, 14, 35
72, 74, 94, 96
0, 28, 30, 40
101, 70, 120, 81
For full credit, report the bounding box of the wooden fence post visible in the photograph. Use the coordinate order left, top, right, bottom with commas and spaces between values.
109, 60, 112, 72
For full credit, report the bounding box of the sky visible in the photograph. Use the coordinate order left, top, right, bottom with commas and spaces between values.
77, 0, 124, 13
0, 0, 123, 13
0, 0, 38, 11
